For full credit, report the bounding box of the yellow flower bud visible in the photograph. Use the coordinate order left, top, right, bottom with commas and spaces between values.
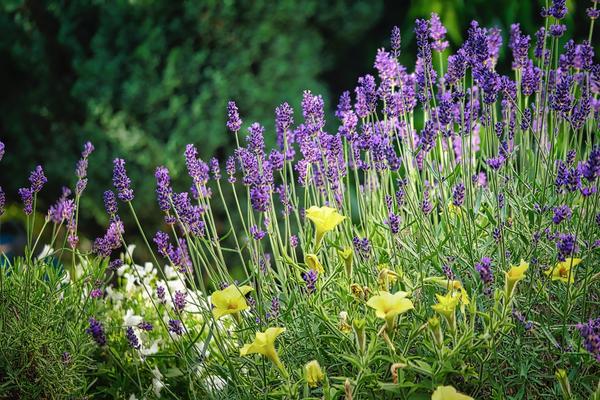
305, 253, 324, 274
304, 360, 324, 388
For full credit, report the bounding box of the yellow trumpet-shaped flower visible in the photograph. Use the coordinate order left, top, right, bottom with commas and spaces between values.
305, 253, 324, 274
211, 284, 253, 320
431, 385, 473, 400
431, 292, 460, 333
240, 327, 288, 377
544, 258, 582, 284
366, 290, 414, 332
505, 259, 529, 299
304, 360, 325, 387
305, 206, 345, 248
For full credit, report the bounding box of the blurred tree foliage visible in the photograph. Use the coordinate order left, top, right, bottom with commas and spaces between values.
0, 0, 383, 236
0, 0, 592, 242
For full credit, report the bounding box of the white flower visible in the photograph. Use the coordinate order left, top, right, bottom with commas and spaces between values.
106, 285, 124, 303
124, 309, 143, 327
204, 375, 227, 393
37, 245, 54, 260
124, 273, 138, 294
151, 367, 164, 398
141, 339, 161, 356
164, 265, 178, 280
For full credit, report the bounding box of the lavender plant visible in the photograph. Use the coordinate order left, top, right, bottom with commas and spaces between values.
1, 1, 600, 399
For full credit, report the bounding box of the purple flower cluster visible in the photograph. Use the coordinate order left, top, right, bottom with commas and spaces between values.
173, 290, 186, 313
302, 269, 318, 294
168, 319, 184, 335
18, 165, 48, 215
154, 231, 193, 272
155, 166, 173, 212
475, 257, 494, 295
452, 182, 465, 207
250, 225, 266, 240
552, 205, 572, 225
112, 159, 134, 202
125, 327, 141, 350
226, 100, 242, 132
93, 219, 124, 257
577, 318, 600, 362
556, 233, 578, 261
86, 317, 107, 346
386, 212, 401, 234
75, 141, 94, 195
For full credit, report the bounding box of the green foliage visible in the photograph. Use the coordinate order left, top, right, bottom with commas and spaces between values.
0, 257, 97, 399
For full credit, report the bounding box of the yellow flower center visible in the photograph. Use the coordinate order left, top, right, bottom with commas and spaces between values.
559, 266, 568, 278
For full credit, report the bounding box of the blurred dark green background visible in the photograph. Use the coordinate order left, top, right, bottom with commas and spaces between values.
0, 0, 591, 243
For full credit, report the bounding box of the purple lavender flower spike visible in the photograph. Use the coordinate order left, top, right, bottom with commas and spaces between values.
303, 269, 318, 294
155, 166, 172, 212
577, 318, 600, 362
125, 327, 141, 350
390, 25, 401, 56
0, 141, 4, 161
18, 187, 33, 215
29, 165, 47, 193
173, 290, 186, 312
475, 257, 494, 295
552, 205, 572, 225
429, 13, 448, 52
250, 225, 266, 240
103, 190, 118, 216
226, 100, 242, 132
168, 319, 184, 335
452, 183, 465, 207
86, 317, 107, 346
112, 159, 134, 202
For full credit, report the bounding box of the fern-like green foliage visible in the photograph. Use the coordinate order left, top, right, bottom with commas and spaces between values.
0, 257, 97, 399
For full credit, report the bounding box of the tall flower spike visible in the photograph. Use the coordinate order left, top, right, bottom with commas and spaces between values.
305, 206, 345, 249
29, 165, 47, 193
0, 141, 4, 161
226, 100, 242, 132
211, 284, 253, 320
240, 327, 288, 377
112, 158, 134, 202
366, 290, 414, 332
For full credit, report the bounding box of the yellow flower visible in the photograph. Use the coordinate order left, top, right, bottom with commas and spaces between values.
448, 203, 463, 217
431, 385, 473, 400
305, 206, 345, 248
431, 292, 460, 333
338, 247, 353, 276
366, 290, 414, 331
544, 258, 582, 284
240, 327, 288, 376
211, 284, 253, 320
304, 360, 325, 387
305, 253, 324, 273
505, 259, 529, 298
